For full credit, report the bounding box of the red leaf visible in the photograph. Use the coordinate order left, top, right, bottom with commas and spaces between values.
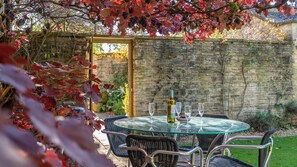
103, 83, 114, 89
44, 149, 62, 167
20, 36, 27, 40
52, 62, 63, 68
0, 64, 35, 93
100, 8, 110, 17
264, 10, 268, 17
10, 40, 21, 49
84, 83, 101, 103
91, 74, 102, 83
93, 78, 102, 84
14, 57, 28, 65
44, 85, 58, 97
72, 56, 90, 66
31, 63, 44, 71
94, 119, 105, 130
91, 84, 100, 94
90, 65, 97, 69
290, 7, 295, 15
0, 133, 36, 167
0, 43, 16, 58
2, 125, 41, 156
40, 95, 57, 110
22, 97, 115, 167
57, 118, 97, 151
55, 23, 61, 30
56, 108, 71, 116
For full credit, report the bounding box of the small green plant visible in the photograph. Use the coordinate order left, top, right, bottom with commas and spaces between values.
285, 100, 297, 114
98, 88, 126, 115
274, 103, 284, 111
244, 112, 283, 132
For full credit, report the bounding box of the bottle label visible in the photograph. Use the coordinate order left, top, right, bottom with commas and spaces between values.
171, 105, 176, 118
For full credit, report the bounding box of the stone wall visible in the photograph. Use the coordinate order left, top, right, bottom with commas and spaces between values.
28, 32, 89, 62
28, 33, 128, 83
93, 54, 128, 83
28, 33, 295, 120
133, 38, 293, 119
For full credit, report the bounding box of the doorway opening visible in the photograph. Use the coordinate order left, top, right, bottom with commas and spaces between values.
90, 38, 133, 117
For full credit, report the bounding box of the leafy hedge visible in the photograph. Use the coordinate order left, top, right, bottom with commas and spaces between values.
244, 112, 284, 132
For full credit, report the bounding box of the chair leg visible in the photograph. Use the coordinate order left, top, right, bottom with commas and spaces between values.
191, 153, 195, 165
173, 134, 178, 140
141, 162, 149, 167
127, 159, 131, 167
191, 135, 197, 148
107, 148, 111, 157
223, 148, 231, 156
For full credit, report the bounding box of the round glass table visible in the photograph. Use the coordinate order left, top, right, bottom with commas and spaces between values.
114, 116, 250, 135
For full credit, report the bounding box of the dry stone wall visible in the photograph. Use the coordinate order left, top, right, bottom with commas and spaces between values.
133, 38, 293, 119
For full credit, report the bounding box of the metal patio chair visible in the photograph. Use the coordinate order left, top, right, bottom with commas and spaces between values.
179, 114, 229, 155
101, 115, 130, 166
120, 134, 203, 167
205, 129, 276, 167
196, 114, 229, 154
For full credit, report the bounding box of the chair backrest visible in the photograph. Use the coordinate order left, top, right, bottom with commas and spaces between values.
104, 115, 130, 157
126, 134, 179, 167
258, 129, 275, 167
196, 114, 229, 152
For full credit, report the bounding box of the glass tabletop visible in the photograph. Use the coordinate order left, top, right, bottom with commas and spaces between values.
114, 116, 250, 135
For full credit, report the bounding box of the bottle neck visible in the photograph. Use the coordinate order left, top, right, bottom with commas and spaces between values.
170, 90, 174, 99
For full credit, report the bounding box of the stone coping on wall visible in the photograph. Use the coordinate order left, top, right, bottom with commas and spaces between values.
132, 36, 292, 44
26, 31, 293, 44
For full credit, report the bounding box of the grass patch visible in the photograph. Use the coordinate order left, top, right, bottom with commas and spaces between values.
229, 135, 297, 167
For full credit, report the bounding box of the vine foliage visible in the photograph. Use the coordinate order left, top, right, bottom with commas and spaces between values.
0, 43, 114, 167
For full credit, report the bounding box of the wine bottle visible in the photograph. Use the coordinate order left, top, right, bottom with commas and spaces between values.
167, 89, 176, 123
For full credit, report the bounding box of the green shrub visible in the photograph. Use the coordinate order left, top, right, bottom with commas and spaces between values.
97, 88, 126, 115
285, 100, 297, 114
97, 73, 127, 116
244, 112, 283, 132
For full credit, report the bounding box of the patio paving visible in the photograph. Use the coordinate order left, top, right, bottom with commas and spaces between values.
94, 112, 129, 167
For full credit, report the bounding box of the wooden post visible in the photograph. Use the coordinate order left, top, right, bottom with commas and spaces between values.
128, 40, 135, 117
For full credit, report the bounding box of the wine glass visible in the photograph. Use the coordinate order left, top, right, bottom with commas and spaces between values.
148, 103, 155, 122
175, 102, 182, 118
184, 105, 192, 128
198, 103, 204, 123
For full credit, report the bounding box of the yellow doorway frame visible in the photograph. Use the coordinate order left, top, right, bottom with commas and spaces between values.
90, 37, 135, 117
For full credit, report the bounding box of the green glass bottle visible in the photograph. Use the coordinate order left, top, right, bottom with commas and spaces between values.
167, 89, 176, 123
